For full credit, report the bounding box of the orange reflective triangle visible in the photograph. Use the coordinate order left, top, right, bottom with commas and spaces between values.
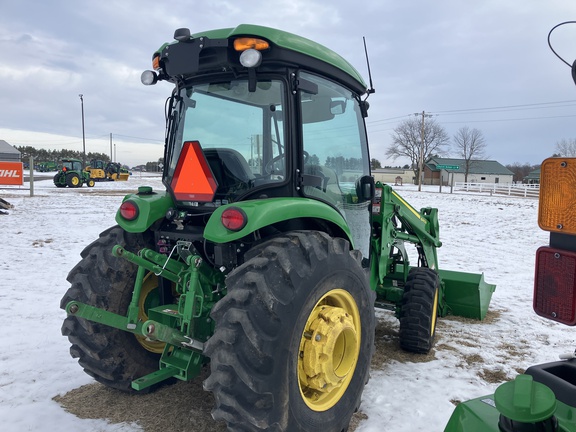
171, 141, 218, 202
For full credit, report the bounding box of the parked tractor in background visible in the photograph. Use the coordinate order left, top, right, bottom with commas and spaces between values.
61, 25, 494, 431
445, 21, 576, 432
36, 161, 58, 172
53, 158, 95, 188
85, 159, 130, 181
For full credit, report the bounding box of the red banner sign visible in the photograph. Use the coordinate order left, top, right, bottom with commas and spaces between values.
0, 161, 24, 185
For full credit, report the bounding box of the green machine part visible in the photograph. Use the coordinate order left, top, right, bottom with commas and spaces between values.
65, 241, 225, 390
370, 182, 495, 319
445, 374, 576, 432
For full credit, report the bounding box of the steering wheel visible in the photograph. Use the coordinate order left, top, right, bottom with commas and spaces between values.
264, 153, 285, 175
263, 151, 310, 175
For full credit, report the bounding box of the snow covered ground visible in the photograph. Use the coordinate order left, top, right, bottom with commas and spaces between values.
0, 174, 573, 431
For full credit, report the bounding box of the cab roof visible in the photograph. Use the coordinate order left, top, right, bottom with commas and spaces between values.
157, 24, 368, 94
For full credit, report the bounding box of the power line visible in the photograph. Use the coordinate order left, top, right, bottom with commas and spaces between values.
431, 100, 576, 114
366, 114, 412, 125
364, 100, 576, 132
439, 113, 576, 124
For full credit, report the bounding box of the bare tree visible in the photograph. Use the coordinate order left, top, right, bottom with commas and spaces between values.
555, 138, 576, 157
453, 126, 488, 182
386, 117, 450, 183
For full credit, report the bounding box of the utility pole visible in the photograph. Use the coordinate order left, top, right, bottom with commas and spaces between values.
79, 94, 86, 167
110, 133, 113, 161
414, 110, 432, 191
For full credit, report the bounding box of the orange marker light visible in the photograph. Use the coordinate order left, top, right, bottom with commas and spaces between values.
538, 157, 576, 234
170, 141, 218, 202
234, 37, 269, 51
152, 55, 160, 70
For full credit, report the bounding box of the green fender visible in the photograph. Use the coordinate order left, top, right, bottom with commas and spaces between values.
115, 191, 353, 245
115, 188, 174, 233
203, 198, 354, 245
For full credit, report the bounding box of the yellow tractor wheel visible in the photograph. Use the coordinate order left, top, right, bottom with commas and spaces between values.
297, 289, 361, 412
205, 231, 375, 431
134, 272, 166, 354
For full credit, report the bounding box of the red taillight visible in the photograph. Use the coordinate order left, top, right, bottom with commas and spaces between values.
533, 246, 576, 325
119, 200, 139, 221
221, 207, 247, 231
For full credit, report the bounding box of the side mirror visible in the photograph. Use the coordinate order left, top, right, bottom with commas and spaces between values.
356, 175, 375, 203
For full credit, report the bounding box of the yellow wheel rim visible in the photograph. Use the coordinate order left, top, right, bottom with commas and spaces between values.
72, 176, 79, 185
134, 272, 166, 354
298, 289, 361, 412
430, 287, 439, 336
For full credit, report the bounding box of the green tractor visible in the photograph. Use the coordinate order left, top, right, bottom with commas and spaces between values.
53, 158, 95, 188
61, 25, 494, 431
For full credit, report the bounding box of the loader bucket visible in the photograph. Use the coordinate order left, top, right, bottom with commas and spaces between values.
117, 173, 130, 181
439, 269, 496, 320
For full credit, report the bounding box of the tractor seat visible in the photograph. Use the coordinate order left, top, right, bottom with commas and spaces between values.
303, 164, 343, 205
204, 148, 255, 197
303, 164, 341, 193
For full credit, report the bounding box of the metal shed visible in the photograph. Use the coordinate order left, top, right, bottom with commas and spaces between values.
0, 140, 21, 162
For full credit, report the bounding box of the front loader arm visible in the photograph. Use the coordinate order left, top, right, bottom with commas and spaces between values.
370, 182, 441, 288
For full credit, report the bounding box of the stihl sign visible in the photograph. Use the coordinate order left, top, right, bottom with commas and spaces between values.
0, 162, 23, 185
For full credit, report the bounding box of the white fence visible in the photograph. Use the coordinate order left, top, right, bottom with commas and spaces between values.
454, 182, 540, 198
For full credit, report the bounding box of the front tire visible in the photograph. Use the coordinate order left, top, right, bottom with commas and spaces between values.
60, 225, 161, 391
399, 267, 440, 354
204, 231, 375, 431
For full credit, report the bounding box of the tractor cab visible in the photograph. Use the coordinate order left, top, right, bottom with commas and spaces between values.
62, 159, 83, 172
143, 25, 373, 256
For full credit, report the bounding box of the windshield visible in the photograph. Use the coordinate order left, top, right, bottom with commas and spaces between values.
63, 160, 82, 171
165, 79, 286, 205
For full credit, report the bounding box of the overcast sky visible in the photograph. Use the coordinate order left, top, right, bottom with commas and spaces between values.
1, 0, 575, 167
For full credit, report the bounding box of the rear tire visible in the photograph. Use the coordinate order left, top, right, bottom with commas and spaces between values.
54, 173, 65, 187
204, 231, 375, 432
60, 225, 161, 392
399, 267, 440, 354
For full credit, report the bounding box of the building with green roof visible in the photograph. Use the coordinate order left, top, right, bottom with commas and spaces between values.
523, 167, 541, 184
424, 157, 514, 185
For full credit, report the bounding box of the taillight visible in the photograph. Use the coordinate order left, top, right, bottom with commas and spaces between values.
534, 246, 576, 325
119, 200, 139, 221
534, 157, 576, 326
221, 207, 247, 231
